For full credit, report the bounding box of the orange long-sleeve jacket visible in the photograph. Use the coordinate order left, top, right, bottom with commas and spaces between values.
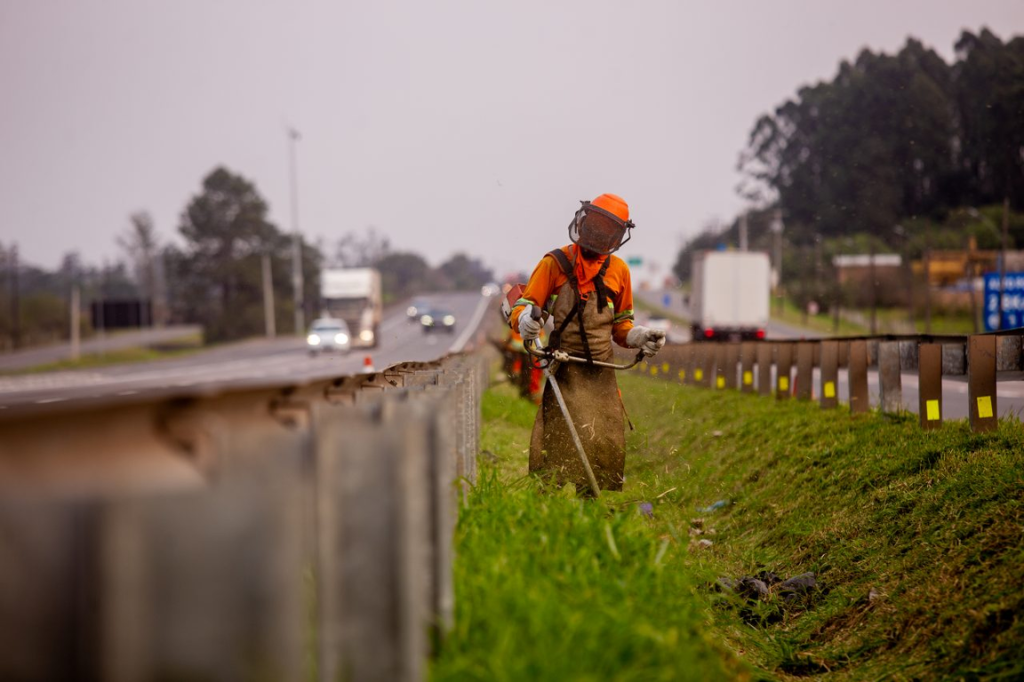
509, 244, 635, 347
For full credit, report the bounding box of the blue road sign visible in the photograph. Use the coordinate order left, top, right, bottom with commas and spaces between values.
983, 271, 1024, 331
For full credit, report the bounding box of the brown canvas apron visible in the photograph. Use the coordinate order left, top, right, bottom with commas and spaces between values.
529, 280, 625, 492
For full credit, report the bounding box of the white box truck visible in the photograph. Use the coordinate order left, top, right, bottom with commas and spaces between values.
690, 250, 770, 341
320, 268, 383, 348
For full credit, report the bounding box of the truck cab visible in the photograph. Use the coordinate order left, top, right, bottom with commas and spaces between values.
320, 268, 383, 348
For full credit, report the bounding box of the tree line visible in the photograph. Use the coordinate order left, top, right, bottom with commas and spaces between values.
675, 28, 1024, 312
1, 167, 493, 348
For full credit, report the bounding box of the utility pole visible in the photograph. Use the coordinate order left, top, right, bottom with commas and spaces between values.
9, 244, 20, 349
262, 253, 276, 338
739, 213, 748, 252
288, 127, 305, 335
998, 197, 1010, 331
70, 285, 80, 360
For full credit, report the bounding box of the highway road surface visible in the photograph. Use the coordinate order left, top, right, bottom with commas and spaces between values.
0, 291, 494, 411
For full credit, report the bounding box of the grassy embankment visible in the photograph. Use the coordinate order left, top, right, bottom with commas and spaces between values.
1, 334, 205, 375
432, 367, 1023, 681
769, 298, 975, 336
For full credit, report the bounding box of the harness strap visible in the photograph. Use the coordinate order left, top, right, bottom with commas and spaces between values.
546, 248, 614, 365
546, 249, 578, 353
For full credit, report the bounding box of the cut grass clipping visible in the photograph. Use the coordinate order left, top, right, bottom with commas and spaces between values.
431, 368, 1024, 681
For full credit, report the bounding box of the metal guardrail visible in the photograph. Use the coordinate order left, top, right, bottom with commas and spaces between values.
0, 353, 488, 681
629, 333, 1024, 432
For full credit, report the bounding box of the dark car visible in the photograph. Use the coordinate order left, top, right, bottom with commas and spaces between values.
419, 308, 456, 334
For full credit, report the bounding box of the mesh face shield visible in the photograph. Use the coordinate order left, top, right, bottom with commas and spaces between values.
568, 201, 634, 255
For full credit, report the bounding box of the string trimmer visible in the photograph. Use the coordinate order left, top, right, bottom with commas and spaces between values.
523, 305, 645, 498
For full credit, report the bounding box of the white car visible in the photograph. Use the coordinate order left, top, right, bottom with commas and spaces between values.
407, 298, 431, 323
307, 317, 352, 356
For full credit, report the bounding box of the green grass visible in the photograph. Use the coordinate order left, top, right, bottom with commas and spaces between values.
431, 380, 750, 682
619, 373, 1024, 680
771, 298, 867, 336
772, 298, 977, 337
908, 313, 977, 335
435, 365, 1024, 680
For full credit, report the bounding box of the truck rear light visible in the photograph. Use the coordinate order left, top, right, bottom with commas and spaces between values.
756, 329, 766, 339
704, 328, 714, 339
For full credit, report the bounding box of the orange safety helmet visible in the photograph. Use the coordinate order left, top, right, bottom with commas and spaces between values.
591, 193, 630, 222
569, 193, 635, 255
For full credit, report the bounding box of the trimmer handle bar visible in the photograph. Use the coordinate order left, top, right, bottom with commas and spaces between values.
524, 305, 645, 370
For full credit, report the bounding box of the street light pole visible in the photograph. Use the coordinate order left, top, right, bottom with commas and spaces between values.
288, 127, 305, 335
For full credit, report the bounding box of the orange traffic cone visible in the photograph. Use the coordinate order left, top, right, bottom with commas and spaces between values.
362, 355, 375, 373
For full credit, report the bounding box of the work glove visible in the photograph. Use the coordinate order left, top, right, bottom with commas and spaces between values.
626, 326, 667, 357
518, 304, 543, 341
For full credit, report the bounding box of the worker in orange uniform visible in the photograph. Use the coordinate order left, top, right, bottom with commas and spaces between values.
508, 194, 666, 493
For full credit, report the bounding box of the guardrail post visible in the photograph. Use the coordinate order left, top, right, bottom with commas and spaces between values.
775, 342, 793, 400
879, 341, 903, 414
996, 335, 1023, 371
795, 342, 814, 400
848, 340, 869, 414
819, 340, 838, 409
316, 401, 430, 682
714, 344, 728, 390
418, 392, 456, 644
0, 499, 99, 681
696, 345, 711, 388
918, 343, 943, 429
105, 472, 307, 682
739, 342, 756, 393
756, 342, 772, 396
680, 345, 694, 384
724, 343, 740, 389
688, 345, 701, 386
675, 345, 689, 383
968, 335, 998, 432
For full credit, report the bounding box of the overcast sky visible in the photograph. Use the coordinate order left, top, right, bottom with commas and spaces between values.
2, 1, 1023, 285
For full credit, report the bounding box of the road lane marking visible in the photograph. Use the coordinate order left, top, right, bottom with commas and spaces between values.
450, 295, 490, 353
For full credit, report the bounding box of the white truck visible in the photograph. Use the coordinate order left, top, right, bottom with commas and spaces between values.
690, 250, 770, 341
320, 268, 383, 348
